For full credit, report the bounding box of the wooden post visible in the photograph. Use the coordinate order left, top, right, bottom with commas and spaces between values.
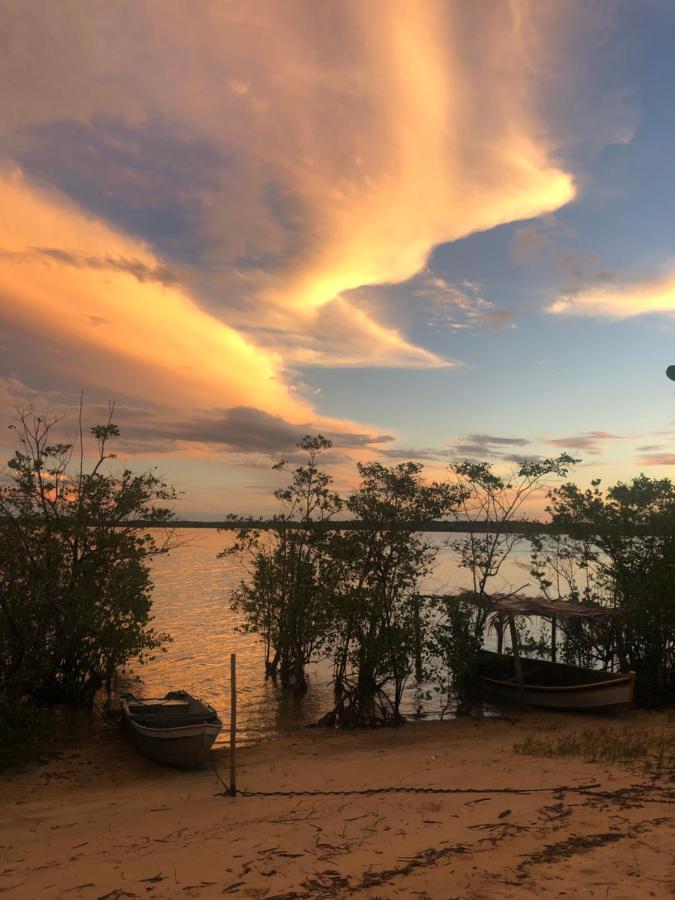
412, 595, 423, 682
551, 616, 557, 663
508, 616, 528, 709
229, 652, 237, 797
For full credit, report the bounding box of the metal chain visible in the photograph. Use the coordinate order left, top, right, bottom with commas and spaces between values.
226, 781, 601, 798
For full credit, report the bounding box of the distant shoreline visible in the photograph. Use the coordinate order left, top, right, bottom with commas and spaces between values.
2, 517, 669, 536
3, 516, 549, 533
155, 519, 548, 532
138, 519, 671, 536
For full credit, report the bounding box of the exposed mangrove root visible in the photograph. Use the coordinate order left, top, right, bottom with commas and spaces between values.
317, 679, 405, 728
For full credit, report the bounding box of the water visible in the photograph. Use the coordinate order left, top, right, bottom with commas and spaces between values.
123, 529, 536, 745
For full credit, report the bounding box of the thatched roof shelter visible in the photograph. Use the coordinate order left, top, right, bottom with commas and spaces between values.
418, 590, 621, 696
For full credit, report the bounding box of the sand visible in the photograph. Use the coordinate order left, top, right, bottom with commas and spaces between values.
0, 710, 673, 899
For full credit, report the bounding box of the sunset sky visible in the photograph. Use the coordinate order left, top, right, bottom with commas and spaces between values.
1, 1, 675, 517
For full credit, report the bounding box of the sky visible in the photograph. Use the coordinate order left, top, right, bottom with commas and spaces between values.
1, 0, 675, 518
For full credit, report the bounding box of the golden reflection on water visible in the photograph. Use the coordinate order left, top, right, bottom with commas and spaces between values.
125, 530, 531, 745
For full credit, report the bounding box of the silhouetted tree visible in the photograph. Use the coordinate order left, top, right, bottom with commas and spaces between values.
535, 475, 675, 704
0, 405, 174, 704
225, 435, 342, 691
424, 454, 579, 714
320, 462, 463, 727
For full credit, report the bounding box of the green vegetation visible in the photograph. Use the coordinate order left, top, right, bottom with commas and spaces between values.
426, 456, 579, 713
530, 475, 675, 704
226, 439, 463, 724
514, 724, 675, 774
320, 460, 461, 726
224, 436, 342, 691
2, 404, 674, 757
229, 436, 675, 725
0, 406, 175, 766
226, 438, 585, 724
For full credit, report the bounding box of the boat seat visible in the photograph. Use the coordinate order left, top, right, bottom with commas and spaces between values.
145, 699, 191, 707
127, 699, 191, 713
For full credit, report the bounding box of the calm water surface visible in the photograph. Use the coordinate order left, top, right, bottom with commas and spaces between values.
123, 529, 534, 745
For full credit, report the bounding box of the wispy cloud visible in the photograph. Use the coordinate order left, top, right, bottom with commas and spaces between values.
378, 447, 456, 462
1, 243, 177, 285
549, 271, 675, 320
273, 297, 454, 369
448, 433, 532, 462
636, 452, 675, 466
543, 430, 625, 454
636, 444, 664, 453
510, 217, 572, 268
144, 407, 395, 455
410, 274, 515, 333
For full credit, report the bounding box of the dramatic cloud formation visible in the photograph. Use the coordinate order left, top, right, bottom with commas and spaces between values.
0, 170, 312, 423
0, 0, 577, 381
2, 0, 648, 516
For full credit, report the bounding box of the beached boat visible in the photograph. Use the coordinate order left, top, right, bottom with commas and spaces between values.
479, 652, 635, 711
419, 589, 634, 712
120, 691, 223, 767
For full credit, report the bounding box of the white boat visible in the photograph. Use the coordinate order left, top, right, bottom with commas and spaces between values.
120, 691, 223, 767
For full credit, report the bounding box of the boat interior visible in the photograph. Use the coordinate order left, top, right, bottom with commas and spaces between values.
480, 652, 624, 687
122, 692, 219, 726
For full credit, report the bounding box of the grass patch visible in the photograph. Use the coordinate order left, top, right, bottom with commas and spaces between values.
514, 725, 675, 774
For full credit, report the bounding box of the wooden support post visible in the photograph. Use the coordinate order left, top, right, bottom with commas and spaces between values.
551, 616, 557, 664
229, 652, 237, 797
508, 616, 528, 709
412, 595, 423, 682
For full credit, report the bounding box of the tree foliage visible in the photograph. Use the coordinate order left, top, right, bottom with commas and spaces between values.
227, 446, 464, 724
0, 407, 175, 705
530, 475, 675, 703
320, 461, 463, 726
229, 439, 675, 722
224, 435, 342, 691
420, 455, 578, 714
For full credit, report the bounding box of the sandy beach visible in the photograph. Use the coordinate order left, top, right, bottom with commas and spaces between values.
1, 711, 673, 899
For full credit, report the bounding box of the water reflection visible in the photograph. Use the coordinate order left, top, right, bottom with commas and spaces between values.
126, 529, 532, 745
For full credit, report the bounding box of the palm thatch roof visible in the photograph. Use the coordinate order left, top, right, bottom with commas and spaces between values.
421, 590, 621, 621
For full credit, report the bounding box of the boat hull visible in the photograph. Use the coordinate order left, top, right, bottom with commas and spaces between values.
480, 653, 635, 712
127, 718, 223, 768
482, 674, 635, 711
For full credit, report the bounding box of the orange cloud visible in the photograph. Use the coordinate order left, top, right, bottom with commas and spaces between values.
0, 170, 311, 420
0, 1, 579, 371
549, 273, 675, 320
256, 1, 576, 334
